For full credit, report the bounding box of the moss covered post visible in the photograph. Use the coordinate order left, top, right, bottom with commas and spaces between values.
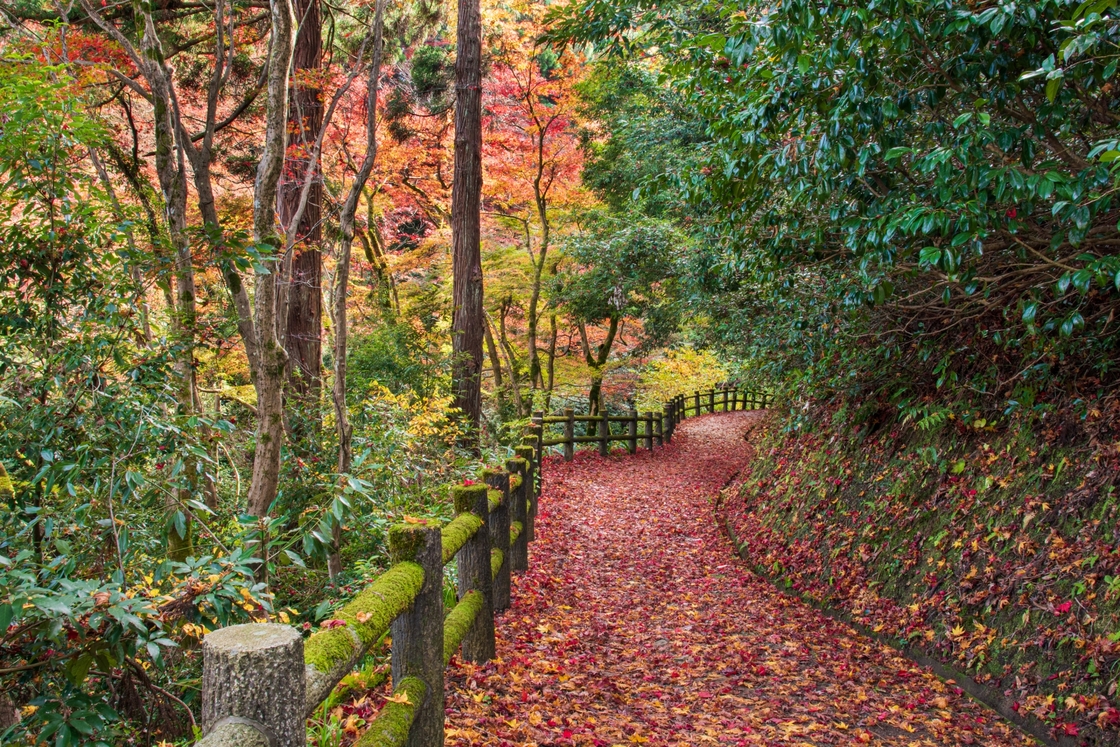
654, 411, 663, 447
452, 484, 495, 661
507, 456, 528, 572
387, 523, 443, 747
563, 408, 574, 462
627, 410, 637, 454
693, 391, 700, 416
482, 469, 511, 611
722, 388, 729, 412
520, 445, 538, 541
665, 401, 675, 443
642, 412, 653, 451
708, 389, 715, 413
200, 624, 305, 747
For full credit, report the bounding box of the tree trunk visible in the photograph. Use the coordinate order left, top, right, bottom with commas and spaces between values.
282, 0, 324, 433
246, 0, 296, 536
483, 317, 506, 415
450, 0, 484, 446
545, 314, 557, 411
577, 317, 619, 437
329, 0, 385, 580
496, 300, 524, 415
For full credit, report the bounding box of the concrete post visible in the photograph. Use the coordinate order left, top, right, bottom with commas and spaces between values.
389, 523, 444, 747
201, 624, 306, 747
482, 470, 510, 610
452, 485, 495, 661
563, 408, 574, 462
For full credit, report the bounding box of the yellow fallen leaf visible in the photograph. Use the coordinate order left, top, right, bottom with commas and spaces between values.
385, 692, 412, 705
356, 611, 372, 624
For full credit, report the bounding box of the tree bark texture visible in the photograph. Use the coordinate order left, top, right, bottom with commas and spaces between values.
282, 0, 324, 409
247, 0, 295, 524
450, 0, 484, 443
329, 0, 385, 579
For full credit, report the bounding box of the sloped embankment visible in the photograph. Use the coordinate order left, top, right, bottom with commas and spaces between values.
719, 402, 1120, 745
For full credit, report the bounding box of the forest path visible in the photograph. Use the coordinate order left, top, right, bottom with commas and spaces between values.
444, 412, 1034, 747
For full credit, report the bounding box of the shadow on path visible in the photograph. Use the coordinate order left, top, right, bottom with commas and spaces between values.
445, 412, 1035, 747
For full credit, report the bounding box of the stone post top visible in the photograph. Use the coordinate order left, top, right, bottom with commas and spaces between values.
204, 623, 302, 653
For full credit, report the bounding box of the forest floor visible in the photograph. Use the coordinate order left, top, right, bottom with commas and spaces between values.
441, 411, 1038, 747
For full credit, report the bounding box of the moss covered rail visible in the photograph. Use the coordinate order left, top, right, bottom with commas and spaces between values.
194, 422, 542, 747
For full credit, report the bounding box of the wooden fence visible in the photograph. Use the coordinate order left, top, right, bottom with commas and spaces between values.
538, 386, 768, 460
194, 385, 766, 747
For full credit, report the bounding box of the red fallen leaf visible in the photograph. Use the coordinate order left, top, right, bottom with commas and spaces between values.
698, 691, 712, 698
1055, 601, 1072, 614
320, 619, 346, 629
1061, 723, 1079, 736
562, 729, 573, 739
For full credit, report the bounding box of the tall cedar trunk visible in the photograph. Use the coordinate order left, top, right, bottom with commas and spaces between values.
329, 0, 385, 579
282, 0, 324, 420
246, 0, 296, 539
450, 0, 484, 446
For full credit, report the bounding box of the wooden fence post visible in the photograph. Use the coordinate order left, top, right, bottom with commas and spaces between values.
694, 390, 700, 416
507, 457, 529, 572
627, 410, 637, 454
452, 485, 495, 662
482, 469, 511, 611
388, 522, 444, 746
530, 413, 543, 495
655, 411, 663, 447
722, 388, 729, 412
563, 408, 574, 462
708, 389, 716, 413
598, 405, 609, 456
515, 445, 536, 542
201, 624, 305, 747
665, 402, 675, 443
643, 411, 653, 451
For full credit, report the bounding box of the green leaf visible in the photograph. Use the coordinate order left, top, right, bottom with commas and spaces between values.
1046, 77, 1061, 102
1022, 302, 1038, 323
952, 112, 972, 128
796, 54, 811, 74
66, 654, 93, 686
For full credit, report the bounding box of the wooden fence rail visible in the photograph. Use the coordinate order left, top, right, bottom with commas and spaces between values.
194, 385, 766, 747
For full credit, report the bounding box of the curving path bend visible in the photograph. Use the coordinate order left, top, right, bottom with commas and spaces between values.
444, 412, 1034, 747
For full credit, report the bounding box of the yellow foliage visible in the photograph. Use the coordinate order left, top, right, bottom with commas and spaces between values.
635, 349, 730, 410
